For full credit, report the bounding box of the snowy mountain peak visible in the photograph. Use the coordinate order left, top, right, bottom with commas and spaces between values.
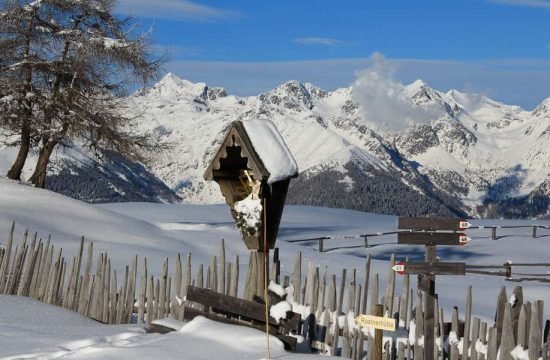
532, 98, 550, 117
406, 79, 429, 91
260, 80, 315, 110
151, 73, 209, 99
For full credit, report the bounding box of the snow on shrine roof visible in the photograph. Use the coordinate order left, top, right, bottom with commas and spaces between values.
241, 120, 298, 184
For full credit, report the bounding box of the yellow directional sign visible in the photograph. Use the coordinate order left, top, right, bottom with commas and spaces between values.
355, 314, 396, 331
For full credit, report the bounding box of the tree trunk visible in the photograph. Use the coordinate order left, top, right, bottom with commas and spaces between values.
7, 123, 31, 180
8, 15, 35, 181
28, 140, 57, 188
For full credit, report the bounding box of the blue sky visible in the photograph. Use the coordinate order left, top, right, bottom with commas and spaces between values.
116, 0, 549, 109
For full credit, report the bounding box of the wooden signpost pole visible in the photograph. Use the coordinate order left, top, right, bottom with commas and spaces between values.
424, 245, 436, 360
374, 304, 384, 360
396, 217, 472, 360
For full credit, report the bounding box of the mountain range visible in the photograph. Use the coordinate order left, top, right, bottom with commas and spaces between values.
2, 73, 548, 218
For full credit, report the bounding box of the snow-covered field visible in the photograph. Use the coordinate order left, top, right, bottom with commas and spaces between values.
1, 177, 549, 358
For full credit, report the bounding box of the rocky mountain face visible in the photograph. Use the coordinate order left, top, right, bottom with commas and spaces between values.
118, 73, 549, 218
3, 73, 547, 218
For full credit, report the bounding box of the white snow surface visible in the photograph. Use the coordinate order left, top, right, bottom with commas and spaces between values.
242, 119, 299, 183
0, 299, 332, 359
0, 178, 550, 357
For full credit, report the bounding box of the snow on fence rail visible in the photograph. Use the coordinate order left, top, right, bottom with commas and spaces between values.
0, 222, 549, 360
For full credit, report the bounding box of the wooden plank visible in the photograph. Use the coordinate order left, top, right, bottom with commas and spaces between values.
0, 222, 14, 291
463, 286, 473, 360
185, 285, 298, 330
394, 262, 466, 275
29, 242, 44, 299
471, 317, 481, 360
78, 242, 94, 315
362, 255, 371, 315
500, 303, 516, 360
102, 259, 111, 324
347, 268, 356, 314
374, 304, 383, 360
337, 268, 347, 315
327, 274, 336, 312
108, 271, 117, 324
424, 246, 436, 360
397, 232, 469, 246
197, 264, 204, 289
319, 266, 327, 311
418, 274, 435, 293
414, 291, 424, 360
138, 258, 147, 323
512, 286, 524, 342
384, 254, 396, 317
230, 255, 239, 297
398, 217, 469, 231
313, 267, 320, 313
528, 302, 542, 360
184, 253, 191, 298
220, 240, 226, 294
495, 286, 507, 347
125, 255, 137, 323
159, 258, 168, 319
292, 251, 301, 304
146, 275, 154, 323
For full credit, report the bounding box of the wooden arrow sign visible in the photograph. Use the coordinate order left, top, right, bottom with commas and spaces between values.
392, 261, 466, 275
355, 314, 396, 331
398, 217, 471, 231
397, 232, 471, 246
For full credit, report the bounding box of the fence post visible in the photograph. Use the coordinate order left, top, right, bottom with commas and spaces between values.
492, 227, 497, 240
532, 226, 537, 239
318, 238, 324, 253
375, 304, 383, 360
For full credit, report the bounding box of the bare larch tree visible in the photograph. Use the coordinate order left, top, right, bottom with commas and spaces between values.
0, 0, 163, 188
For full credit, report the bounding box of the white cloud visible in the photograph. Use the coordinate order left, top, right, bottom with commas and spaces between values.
293, 37, 343, 46
351, 53, 439, 132
164, 56, 550, 110
116, 0, 243, 22
487, 0, 550, 9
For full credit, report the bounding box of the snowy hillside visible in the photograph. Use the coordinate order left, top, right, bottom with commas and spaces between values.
1, 178, 550, 358
122, 74, 550, 218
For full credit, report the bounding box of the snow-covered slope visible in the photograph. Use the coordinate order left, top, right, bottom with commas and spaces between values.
1, 179, 550, 358
0, 144, 180, 204
122, 74, 550, 218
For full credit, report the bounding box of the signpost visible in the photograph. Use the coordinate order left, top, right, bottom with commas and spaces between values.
397, 233, 471, 246
398, 217, 471, 231
396, 217, 472, 360
355, 304, 395, 360
355, 314, 396, 332
392, 261, 467, 275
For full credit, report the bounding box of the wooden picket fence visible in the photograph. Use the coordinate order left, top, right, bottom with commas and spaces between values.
1, 222, 549, 360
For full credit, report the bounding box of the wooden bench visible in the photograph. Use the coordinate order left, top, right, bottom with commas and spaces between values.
184, 285, 300, 350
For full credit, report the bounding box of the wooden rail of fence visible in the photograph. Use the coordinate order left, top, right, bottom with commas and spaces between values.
0, 222, 549, 359
286, 225, 550, 253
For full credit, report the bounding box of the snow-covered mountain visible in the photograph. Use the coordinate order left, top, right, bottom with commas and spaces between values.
119, 73, 550, 218
2, 73, 547, 218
